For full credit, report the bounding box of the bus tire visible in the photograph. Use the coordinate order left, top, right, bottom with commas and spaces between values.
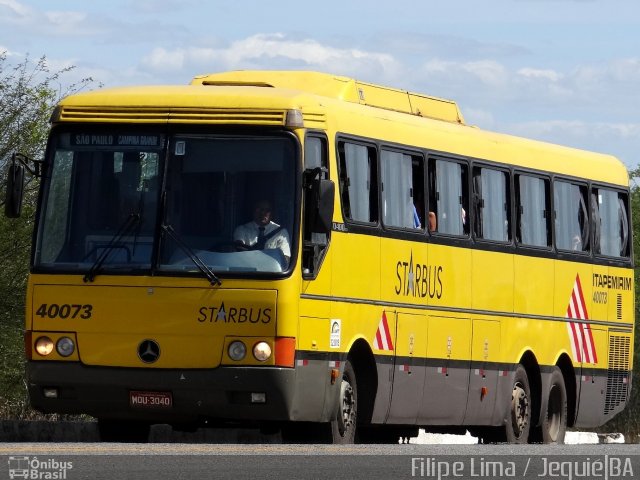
541, 367, 567, 444
331, 359, 358, 444
97, 418, 150, 443
506, 365, 531, 444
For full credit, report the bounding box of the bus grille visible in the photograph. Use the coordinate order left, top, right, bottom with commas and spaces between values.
58, 106, 287, 125
57, 106, 326, 128
604, 334, 631, 415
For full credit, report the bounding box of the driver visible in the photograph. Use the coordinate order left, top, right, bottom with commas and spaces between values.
233, 200, 291, 262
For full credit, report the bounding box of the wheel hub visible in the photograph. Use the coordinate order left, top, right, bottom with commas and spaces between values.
511, 382, 529, 438
338, 379, 355, 435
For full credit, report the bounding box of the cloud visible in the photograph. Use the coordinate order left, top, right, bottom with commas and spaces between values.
0, 45, 21, 56
0, 0, 33, 24
0, 0, 106, 37
517, 67, 563, 82
573, 58, 640, 92
417, 58, 511, 101
43, 10, 99, 36
413, 54, 640, 120
124, 0, 203, 14
502, 119, 640, 167
509, 120, 640, 141
460, 108, 497, 129
0, 0, 30, 16
135, 33, 640, 159
374, 32, 529, 63
141, 33, 401, 80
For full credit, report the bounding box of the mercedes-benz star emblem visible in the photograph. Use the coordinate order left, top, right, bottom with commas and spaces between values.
138, 339, 160, 363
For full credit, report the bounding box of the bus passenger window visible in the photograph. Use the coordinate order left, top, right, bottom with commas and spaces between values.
554, 181, 589, 252
381, 149, 424, 230
473, 167, 510, 242
430, 159, 469, 236
516, 175, 551, 248
338, 142, 378, 224
592, 187, 630, 257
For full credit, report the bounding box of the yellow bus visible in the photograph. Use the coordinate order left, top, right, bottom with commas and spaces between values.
4, 71, 634, 444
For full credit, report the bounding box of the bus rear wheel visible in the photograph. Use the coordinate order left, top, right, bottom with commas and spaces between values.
541, 367, 567, 444
506, 365, 531, 444
330, 359, 357, 444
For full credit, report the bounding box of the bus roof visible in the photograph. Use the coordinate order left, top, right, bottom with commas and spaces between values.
54, 70, 629, 187
191, 70, 466, 124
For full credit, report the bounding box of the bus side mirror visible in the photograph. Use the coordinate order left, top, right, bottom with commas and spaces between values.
4, 162, 25, 218
314, 179, 334, 234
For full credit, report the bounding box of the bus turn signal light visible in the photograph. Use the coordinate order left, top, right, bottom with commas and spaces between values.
274, 337, 295, 367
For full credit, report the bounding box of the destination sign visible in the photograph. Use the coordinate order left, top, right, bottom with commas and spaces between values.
65, 133, 164, 148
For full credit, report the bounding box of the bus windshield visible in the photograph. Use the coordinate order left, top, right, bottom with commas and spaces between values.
159, 134, 297, 274
34, 129, 298, 276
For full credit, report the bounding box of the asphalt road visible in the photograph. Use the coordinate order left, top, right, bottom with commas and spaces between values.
2, 443, 640, 480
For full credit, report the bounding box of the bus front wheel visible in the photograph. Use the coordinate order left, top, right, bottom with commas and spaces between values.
330, 359, 357, 444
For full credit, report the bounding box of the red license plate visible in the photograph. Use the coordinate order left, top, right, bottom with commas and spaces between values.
129, 391, 172, 408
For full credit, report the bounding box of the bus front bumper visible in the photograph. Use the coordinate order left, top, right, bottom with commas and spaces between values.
27, 361, 297, 424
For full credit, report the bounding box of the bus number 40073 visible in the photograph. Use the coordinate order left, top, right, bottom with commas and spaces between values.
35, 303, 93, 319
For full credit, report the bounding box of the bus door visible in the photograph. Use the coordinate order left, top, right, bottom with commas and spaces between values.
385, 311, 427, 424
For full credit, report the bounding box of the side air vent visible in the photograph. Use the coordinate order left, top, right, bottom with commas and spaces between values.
604, 334, 631, 415
616, 294, 622, 321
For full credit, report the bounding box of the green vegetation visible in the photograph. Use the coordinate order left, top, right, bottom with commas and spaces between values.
0, 52, 92, 419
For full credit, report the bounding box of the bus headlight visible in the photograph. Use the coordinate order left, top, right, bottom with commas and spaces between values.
56, 337, 75, 357
35, 336, 54, 356
253, 341, 272, 362
228, 341, 247, 361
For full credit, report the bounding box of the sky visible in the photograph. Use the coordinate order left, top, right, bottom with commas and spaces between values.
1, 0, 639, 171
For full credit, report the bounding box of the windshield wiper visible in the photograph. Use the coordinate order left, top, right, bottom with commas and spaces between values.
83, 213, 141, 283
161, 224, 222, 286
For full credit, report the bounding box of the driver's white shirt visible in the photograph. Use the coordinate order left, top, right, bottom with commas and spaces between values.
233, 221, 291, 258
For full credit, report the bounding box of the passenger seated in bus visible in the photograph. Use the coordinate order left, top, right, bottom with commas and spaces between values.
233, 199, 291, 263
412, 204, 422, 229
428, 211, 437, 232
572, 233, 582, 251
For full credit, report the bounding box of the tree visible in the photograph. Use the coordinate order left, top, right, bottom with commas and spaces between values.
0, 52, 93, 418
